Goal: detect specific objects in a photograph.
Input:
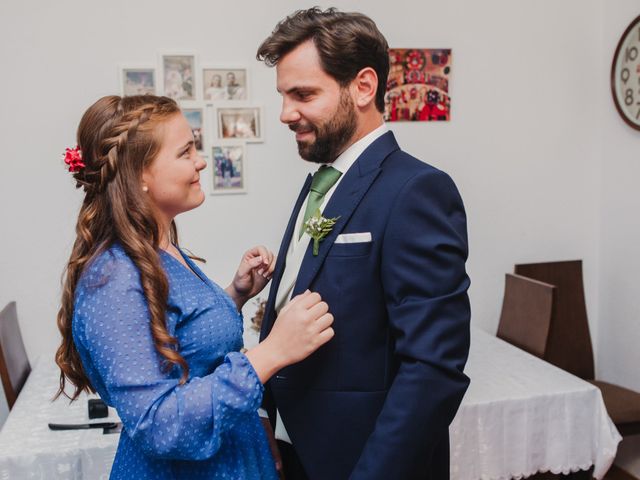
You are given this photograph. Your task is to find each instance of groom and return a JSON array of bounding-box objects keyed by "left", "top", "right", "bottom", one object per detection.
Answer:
[{"left": 257, "top": 8, "right": 471, "bottom": 480}]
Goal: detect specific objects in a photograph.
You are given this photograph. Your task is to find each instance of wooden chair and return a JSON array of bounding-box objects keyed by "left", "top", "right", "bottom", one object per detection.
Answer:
[
  {"left": 0, "top": 302, "right": 31, "bottom": 409},
  {"left": 497, "top": 273, "right": 556, "bottom": 358},
  {"left": 514, "top": 261, "right": 640, "bottom": 437}
]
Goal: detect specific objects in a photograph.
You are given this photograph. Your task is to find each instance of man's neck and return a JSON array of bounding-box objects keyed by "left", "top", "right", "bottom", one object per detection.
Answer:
[{"left": 339, "top": 113, "right": 384, "bottom": 158}]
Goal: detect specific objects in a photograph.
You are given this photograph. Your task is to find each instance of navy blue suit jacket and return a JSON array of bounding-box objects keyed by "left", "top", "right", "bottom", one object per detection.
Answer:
[{"left": 260, "top": 131, "right": 470, "bottom": 480}]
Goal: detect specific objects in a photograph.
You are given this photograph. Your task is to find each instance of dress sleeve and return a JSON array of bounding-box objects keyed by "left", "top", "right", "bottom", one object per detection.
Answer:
[{"left": 73, "top": 253, "right": 263, "bottom": 461}]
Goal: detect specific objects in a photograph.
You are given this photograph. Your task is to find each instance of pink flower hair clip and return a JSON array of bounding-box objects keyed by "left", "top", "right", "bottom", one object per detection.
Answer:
[{"left": 63, "top": 145, "right": 85, "bottom": 173}]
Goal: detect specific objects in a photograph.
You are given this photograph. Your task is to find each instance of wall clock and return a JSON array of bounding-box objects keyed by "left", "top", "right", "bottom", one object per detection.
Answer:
[{"left": 612, "top": 15, "right": 640, "bottom": 130}]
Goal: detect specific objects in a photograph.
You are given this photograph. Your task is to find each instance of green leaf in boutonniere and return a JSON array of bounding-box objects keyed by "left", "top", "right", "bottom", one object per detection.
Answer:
[{"left": 304, "top": 209, "right": 340, "bottom": 256}]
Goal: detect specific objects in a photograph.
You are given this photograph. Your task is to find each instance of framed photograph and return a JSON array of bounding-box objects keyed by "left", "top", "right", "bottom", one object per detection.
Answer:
[
  {"left": 216, "top": 106, "right": 262, "bottom": 142},
  {"left": 160, "top": 53, "right": 197, "bottom": 101},
  {"left": 202, "top": 67, "right": 248, "bottom": 101},
  {"left": 384, "top": 48, "right": 452, "bottom": 122},
  {"left": 120, "top": 67, "right": 156, "bottom": 96},
  {"left": 211, "top": 143, "right": 246, "bottom": 194},
  {"left": 182, "top": 107, "right": 205, "bottom": 152}
]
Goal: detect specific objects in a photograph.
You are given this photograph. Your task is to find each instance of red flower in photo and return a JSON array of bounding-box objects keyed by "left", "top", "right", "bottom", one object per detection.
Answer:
[{"left": 63, "top": 146, "right": 85, "bottom": 173}]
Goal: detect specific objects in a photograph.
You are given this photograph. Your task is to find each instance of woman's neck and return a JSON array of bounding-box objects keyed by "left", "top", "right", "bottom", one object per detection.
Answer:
[{"left": 157, "top": 217, "right": 174, "bottom": 251}]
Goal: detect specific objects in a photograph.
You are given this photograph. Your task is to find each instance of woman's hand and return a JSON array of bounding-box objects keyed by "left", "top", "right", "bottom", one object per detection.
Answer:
[
  {"left": 245, "top": 291, "right": 335, "bottom": 383},
  {"left": 225, "top": 246, "right": 276, "bottom": 310},
  {"left": 259, "top": 417, "right": 284, "bottom": 478}
]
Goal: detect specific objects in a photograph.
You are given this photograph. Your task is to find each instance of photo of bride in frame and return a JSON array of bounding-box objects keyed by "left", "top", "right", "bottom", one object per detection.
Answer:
[{"left": 160, "top": 53, "right": 198, "bottom": 101}]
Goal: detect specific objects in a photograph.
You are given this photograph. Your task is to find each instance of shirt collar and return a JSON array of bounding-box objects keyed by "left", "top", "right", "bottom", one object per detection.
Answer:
[{"left": 326, "top": 123, "right": 389, "bottom": 174}]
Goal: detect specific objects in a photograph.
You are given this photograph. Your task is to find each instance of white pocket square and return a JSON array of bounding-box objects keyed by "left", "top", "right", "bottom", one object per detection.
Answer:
[{"left": 334, "top": 232, "right": 372, "bottom": 244}]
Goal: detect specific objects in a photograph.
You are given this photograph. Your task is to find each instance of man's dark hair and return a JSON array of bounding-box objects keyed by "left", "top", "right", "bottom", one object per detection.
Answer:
[{"left": 257, "top": 7, "right": 390, "bottom": 113}]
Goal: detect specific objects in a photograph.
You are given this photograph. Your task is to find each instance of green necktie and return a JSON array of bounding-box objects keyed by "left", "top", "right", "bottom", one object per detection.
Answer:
[{"left": 299, "top": 165, "right": 342, "bottom": 239}]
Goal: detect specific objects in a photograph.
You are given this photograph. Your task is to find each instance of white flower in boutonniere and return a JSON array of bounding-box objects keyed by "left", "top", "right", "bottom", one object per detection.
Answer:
[{"left": 304, "top": 209, "right": 340, "bottom": 256}]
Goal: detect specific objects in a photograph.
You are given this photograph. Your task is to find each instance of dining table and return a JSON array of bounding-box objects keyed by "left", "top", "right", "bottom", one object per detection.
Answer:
[
  {"left": 0, "top": 328, "right": 622, "bottom": 479},
  {"left": 450, "top": 328, "right": 621, "bottom": 480},
  {"left": 0, "top": 357, "right": 120, "bottom": 479}
]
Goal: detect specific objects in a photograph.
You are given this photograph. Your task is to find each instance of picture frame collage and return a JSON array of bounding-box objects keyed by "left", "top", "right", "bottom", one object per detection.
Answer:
[{"left": 120, "top": 53, "right": 262, "bottom": 195}]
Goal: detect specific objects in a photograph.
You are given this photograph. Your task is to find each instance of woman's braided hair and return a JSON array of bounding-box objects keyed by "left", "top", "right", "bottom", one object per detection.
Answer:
[{"left": 55, "top": 95, "right": 190, "bottom": 400}]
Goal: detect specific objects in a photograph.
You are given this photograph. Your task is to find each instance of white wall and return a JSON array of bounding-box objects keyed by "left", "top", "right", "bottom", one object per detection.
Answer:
[
  {"left": 600, "top": 1, "right": 640, "bottom": 474},
  {"left": 0, "top": 0, "right": 609, "bottom": 436}
]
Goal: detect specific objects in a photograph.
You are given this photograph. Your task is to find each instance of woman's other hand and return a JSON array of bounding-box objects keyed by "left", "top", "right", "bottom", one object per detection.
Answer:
[{"left": 225, "top": 246, "right": 276, "bottom": 310}]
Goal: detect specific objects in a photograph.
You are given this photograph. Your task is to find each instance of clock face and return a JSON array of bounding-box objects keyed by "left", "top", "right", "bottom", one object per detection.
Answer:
[{"left": 612, "top": 15, "right": 640, "bottom": 130}]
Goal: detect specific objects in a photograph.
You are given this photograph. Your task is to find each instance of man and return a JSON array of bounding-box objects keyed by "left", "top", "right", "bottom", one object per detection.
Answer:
[
  {"left": 225, "top": 71, "right": 245, "bottom": 100},
  {"left": 257, "top": 8, "right": 470, "bottom": 479}
]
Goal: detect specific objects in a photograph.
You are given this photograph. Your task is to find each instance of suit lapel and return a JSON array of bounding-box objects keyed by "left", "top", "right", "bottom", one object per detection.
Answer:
[
  {"left": 261, "top": 174, "right": 312, "bottom": 340},
  {"left": 292, "top": 131, "right": 400, "bottom": 296}
]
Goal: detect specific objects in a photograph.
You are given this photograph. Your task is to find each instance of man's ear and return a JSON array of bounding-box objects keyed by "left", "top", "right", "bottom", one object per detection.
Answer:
[{"left": 352, "top": 67, "right": 379, "bottom": 109}]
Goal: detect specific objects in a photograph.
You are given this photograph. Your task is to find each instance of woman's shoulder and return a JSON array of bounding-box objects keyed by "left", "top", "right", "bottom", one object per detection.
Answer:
[{"left": 79, "top": 243, "right": 141, "bottom": 292}]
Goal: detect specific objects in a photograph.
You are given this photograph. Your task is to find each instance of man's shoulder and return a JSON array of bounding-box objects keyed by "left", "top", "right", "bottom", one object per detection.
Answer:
[
  {"left": 382, "top": 147, "right": 450, "bottom": 183},
  {"left": 373, "top": 147, "right": 464, "bottom": 210}
]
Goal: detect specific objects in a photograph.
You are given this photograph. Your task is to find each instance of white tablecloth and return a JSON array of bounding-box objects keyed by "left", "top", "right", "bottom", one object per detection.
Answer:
[
  {"left": 0, "top": 358, "right": 119, "bottom": 479},
  {"left": 451, "top": 329, "right": 622, "bottom": 480},
  {"left": 0, "top": 331, "right": 622, "bottom": 480}
]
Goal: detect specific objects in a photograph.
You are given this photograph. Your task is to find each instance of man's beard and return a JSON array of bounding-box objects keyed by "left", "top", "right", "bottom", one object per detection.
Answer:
[{"left": 290, "top": 89, "right": 357, "bottom": 164}]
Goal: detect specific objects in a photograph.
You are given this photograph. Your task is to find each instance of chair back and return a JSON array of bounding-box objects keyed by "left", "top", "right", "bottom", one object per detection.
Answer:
[
  {"left": 514, "top": 260, "right": 595, "bottom": 380},
  {"left": 497, "top": 273, "right": 556, "bottom": 358},
  {"left": 0, "top": 302, "right": 31, "bottom": 409}
]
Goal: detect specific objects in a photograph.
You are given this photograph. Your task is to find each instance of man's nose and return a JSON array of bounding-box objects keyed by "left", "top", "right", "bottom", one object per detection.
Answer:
[{"left": 280, "top": 98, "right": 301, "bottom": 124}]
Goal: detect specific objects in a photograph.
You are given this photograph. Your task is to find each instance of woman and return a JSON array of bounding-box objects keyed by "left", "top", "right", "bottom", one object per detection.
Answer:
[
  {"left": 204, "top": 74, "right": 227, "bottom": 101},
  {"left": 55, "top": 95, "right": 334, "bottom": 479}
]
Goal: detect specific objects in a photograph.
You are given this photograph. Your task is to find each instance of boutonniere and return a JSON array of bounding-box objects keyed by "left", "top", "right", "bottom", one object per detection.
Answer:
[{"left": 304, "top": 209, "right": 340, "bottom": 256}]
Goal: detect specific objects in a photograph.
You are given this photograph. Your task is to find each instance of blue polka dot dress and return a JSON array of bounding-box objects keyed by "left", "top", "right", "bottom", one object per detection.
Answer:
[{"left": 72, "top": 244, "right": 278, "bottom": 480}]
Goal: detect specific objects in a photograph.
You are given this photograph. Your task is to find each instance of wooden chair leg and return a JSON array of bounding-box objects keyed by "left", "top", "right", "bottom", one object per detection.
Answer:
[{"left": 604, "top": 465, "right": 639, "bottom": 480}]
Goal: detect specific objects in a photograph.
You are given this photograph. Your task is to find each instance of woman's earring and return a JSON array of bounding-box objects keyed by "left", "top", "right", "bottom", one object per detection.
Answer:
[{"left": 142, "top": 185, "right": 148, "bottom": 193}]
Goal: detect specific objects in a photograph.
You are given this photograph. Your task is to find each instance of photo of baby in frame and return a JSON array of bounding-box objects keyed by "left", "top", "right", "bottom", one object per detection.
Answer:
[
  {"left": 121, "top": 68, "right": 156, "bottom": 96},
  {"left": 211, "top": 144, "right": 246, "bottom": 194},
  {"left": 182, "top": 108, "right": 204, "bottom": 152},
  {"left": 217, "top": 107, "right": 261, "bottom": 142},
  {"left": 203, "top": 68, "right": 248, "bottom": 101},
  {"left": 162, "top": 54, "right": 196, "bottom": 101}
]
